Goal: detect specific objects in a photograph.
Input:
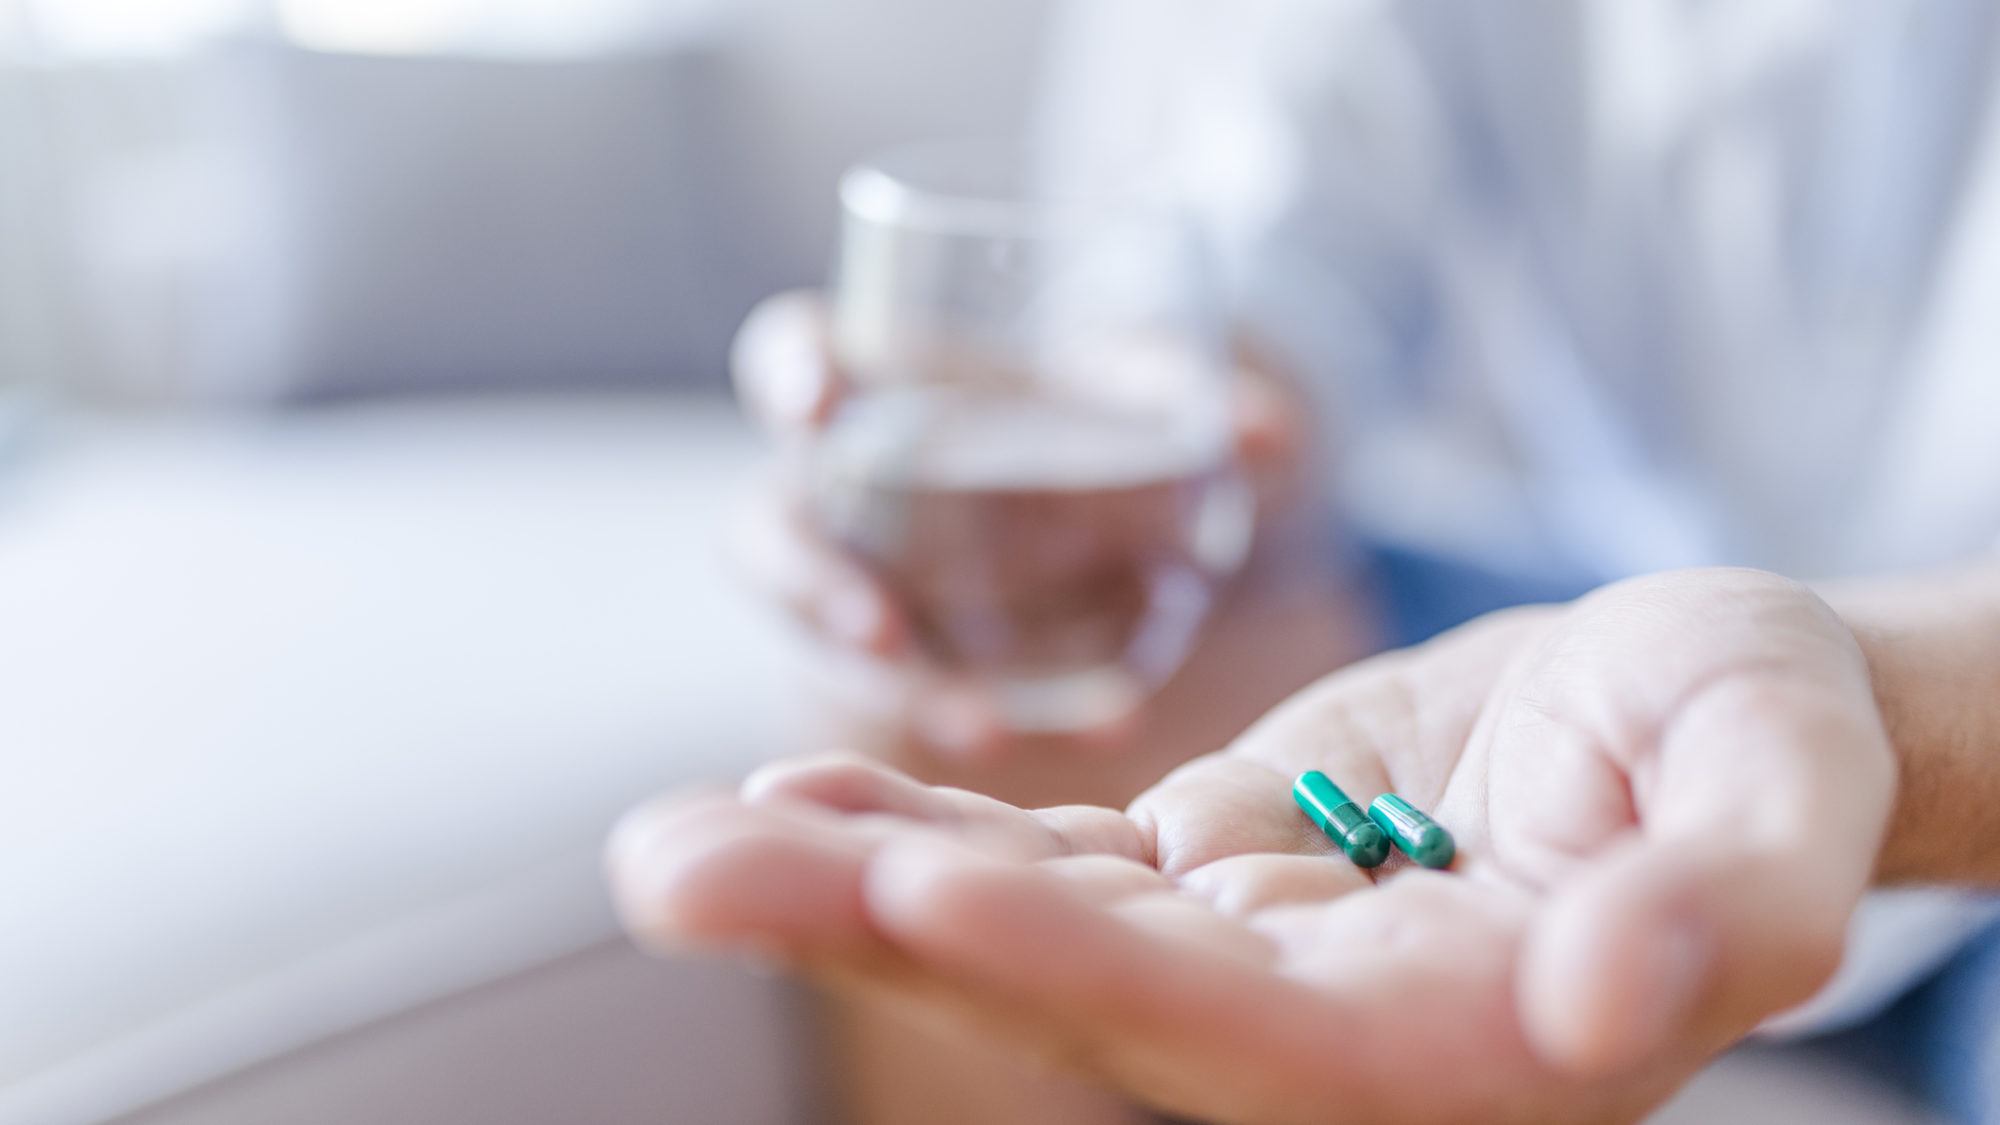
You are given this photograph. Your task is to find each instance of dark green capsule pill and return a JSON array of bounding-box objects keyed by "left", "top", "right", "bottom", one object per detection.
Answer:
[
  {"left": 1368, "top": 793, "right": 1455, "bottom": 868},
  {"left": 1293, "top": 771, "right": 1390, "bottom": 868}
]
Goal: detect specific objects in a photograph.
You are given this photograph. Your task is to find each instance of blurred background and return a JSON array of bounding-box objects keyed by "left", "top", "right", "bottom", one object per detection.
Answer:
[
  {"left": 0, "top": 1, "right": 1054, "bottom": 1122},
  {"left": 0, "top": 0, "right": 1056, "bottom": 406},
  {"left": 0, "top": 1, "right": 1970, "bottom": 1123}
]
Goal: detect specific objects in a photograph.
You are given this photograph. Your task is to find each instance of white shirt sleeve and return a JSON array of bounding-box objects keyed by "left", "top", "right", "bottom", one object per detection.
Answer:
[{"left": 1762, "top": 889, "right": 2000, "bottom": 1036}]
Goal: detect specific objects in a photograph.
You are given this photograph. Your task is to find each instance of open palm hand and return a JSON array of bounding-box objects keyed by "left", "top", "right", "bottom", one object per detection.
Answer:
[{"left": 611, "top": 569, "right": 1893, "bottom": 1124}]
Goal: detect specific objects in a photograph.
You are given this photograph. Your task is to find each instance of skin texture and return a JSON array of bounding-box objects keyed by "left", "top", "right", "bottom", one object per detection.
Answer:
[
  {"left": 609, "top": 567, "right": 1917, "bottom": 1125},
  {"left": 1829, "top": 566, "right": 2000, "bottom": 883}
]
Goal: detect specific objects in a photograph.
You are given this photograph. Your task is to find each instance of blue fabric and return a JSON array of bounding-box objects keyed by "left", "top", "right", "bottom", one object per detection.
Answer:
[
  {"left": 1363, "top": 543, "right": 1598, "bottom": 646},
  {"left": 1823, "top": 919, "right": 2000, "bottom": 1122}
]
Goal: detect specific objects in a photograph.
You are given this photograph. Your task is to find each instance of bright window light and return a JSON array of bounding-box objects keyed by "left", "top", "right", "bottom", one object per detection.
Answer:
[
  {"left": 277, "top": 0, "right": 732, "bottom": 58},
  {"left": 10, "top": 0, "right": 257, "bottom": 58},
  {"left": 1, "top": 0, "right": 732, "bottom": 60},
  {"left": 274, "top": 0, "right": 480, "bottom": 56}
]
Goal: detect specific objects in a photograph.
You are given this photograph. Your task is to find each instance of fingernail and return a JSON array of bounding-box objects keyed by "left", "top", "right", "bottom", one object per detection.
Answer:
[
  {"left": 916, "top": 691, "right": 992, "bottom": 758},
  {"left": 1077, "top": 706, "right": 1141, "bottom": 754},
  {"left": 606, "top": 807, "right": 665, "bottom": 874},
  {"left": 607, "top": 847, "right": 700, "bottom": 955},
  {"left": 602, "top": 803, "right": 729, "bottom": 955},
  {"left": 763, "top": 339, "right": 828, "bottom": 428},
  {"left": 823, "top": 585, "right": 884, "bottom": 649}
]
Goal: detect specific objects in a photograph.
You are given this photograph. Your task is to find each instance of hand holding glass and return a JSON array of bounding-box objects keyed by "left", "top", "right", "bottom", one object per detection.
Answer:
[{"left": 806, "top": 142, "right": 1252, "bottom": 733}]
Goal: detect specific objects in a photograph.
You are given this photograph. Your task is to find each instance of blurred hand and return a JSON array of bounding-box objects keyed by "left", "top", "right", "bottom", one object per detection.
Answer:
[
  {"left": 612, "top": 568, "right": 1894, "bottom": 1124},
  {"left": 728, "top": 290, "right": 1365, "bottom": 798}
]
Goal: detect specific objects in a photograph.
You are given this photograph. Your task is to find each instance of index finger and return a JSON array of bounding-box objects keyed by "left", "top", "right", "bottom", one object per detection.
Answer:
[{"left": 731, "top": 290, "right": 847, "bottom": 436}]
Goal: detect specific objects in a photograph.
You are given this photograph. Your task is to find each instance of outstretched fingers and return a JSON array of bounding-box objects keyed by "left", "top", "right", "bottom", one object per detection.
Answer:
[
  {"left": 610, "top": 756, "right": 1158, "bottom": 970},
  {"left": 606, "top": 792, "right": 879, "bottom": 960},
  {"left": 746, "top": 752, "right": 1153, "bottom": 862},
  {"left": 860, "top": 835, "right": 1360, "bottom": 1123}
]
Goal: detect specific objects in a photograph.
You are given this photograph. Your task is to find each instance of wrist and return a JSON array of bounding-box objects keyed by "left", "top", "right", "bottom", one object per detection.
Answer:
[{"left": 1826, "top": 565, "right": 2000, "bottom": 884}]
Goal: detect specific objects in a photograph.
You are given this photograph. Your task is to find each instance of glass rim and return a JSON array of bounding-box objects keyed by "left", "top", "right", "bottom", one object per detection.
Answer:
[{"left": 838, "top": 137, "right": 1165, "bottom": 238}]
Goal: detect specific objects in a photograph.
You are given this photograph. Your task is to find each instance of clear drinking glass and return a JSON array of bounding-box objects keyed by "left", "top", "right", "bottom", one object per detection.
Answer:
[{"left": 809, "top": 140, "right": 1252, "bottom": 732}]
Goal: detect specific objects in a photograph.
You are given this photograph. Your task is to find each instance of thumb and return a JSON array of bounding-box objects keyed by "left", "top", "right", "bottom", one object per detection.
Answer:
[
  {"left": 1516, "top": 840, "right": 1852, "bottom": 1075},
  {"left": 731, "top": 290, "right": 845, "bottom": 436},
  {"left": 1228, "top": 366, "right": 1309, "bottom": 519},
  {"left": 1516, "top": 671, "right": 1895, "bottom": 1075}
]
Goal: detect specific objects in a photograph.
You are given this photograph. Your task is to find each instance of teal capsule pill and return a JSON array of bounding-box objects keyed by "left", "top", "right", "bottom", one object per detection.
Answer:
[
  {"left": 1293, "top": 771, "right": 1390, "bottom": 868},
  {"left": 1368, "top": 793, "right": 1455, "bottom": 868}
]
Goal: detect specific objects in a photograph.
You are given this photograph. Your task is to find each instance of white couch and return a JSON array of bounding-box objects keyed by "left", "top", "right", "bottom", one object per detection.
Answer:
[{"left": 0, "top": 395, "right": 805, "bottom": 1124}]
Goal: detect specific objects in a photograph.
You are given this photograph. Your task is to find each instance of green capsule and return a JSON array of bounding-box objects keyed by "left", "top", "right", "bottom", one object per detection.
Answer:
[
  {"left": 1368, "top": 793, "right": 1456, "bottom": 868},
  {"left": 1292, "top": 771, "right": 1390, "bottom": 868}
]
